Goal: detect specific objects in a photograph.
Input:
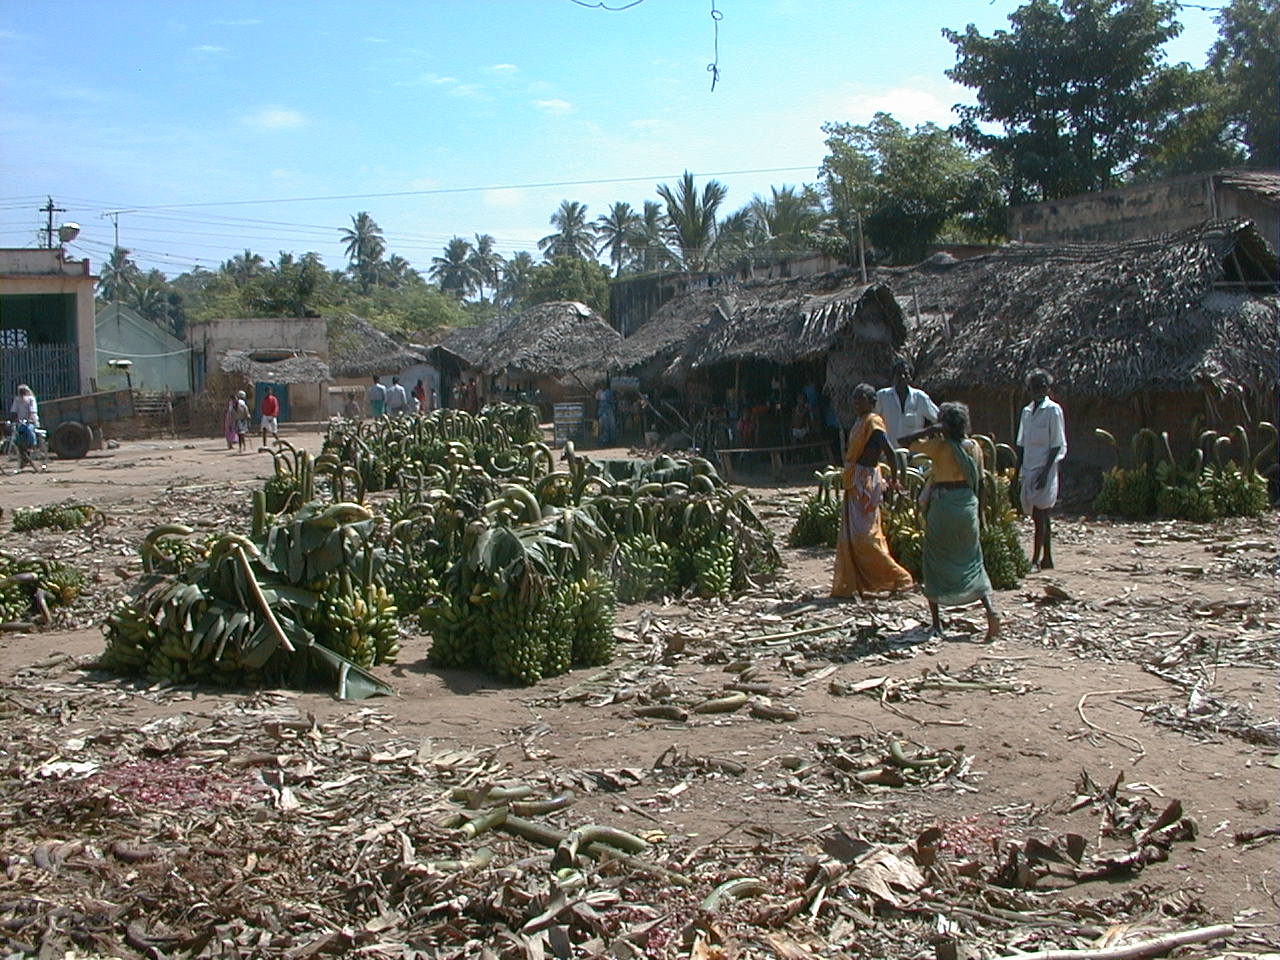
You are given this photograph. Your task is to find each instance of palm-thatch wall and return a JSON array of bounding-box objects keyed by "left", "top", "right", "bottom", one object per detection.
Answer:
[
  {"left": 885, "top": 219, "right": 1278, "bottom": 487},
  {"left": 432, "top": 301, "right": 622, "bottom": 403}
]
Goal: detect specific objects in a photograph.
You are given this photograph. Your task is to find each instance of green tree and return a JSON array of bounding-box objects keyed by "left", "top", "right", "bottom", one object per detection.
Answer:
[
  {"left": 379, "top": 254, "right": 420, "bottom": 289},
  {"left": 1209, "top": 0, "right": 1279, "bottom": 166},
  {"left": 526, "top": 255, "right": 610, "bottom": 315},
  {"left": 341, "top": 211, "right": 386, "bottom": 292},
  {"left": 596, "top": 202, "right": 640, "bottom": 277},
  {"left": 222, "top": 249, "right": 266, "bottom": 285},
  {"left": 1132, "top": 65, "right": 1247, "bottom": 178},
  {"left": 539, "top": 200, "right": 598, "bottom": 260},
  {"left": 98, "top": 246, "right": 140, "bottom": 302},
  {"left": 257, "top": 251, "right": 330, "bottom": 317},
  {"left": 467, "top": 234, "right": 505, "bottom": 300},
  {"left": 626, "top": 200, "right": 672, "bottom": 274},
  {"left": 497, "top": 251, "right": 537, "bottom": 310},
  {"left": 730, "top": 185, "right": 826, "bottom": 261},
  {"left": 430, "top": 236, "right": 481, "bottom": 298},
  {"left": 656, "top": 171, "right": 728, "bottom": 271},
  {"left": 820, "top": 113, "right": 1001, "bottom": 264},
  {"left": 945, "top": 0, "right": 1191, "bottom": 200}
]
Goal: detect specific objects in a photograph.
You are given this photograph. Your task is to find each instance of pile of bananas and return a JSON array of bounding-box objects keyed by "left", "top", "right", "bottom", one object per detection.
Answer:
[
  {"left": 882, "top": 495, "right": 924, "bottom": 579},
  {"left": 978, "top": 515, "right": 1030, "bottom": 589},
  {"left": 615, "top": 533, "right": 676, "bottom": 602},
  {"left": 567, "top": 570, "right": 616, "bottom": 667},
  {"left": 100, "top": 506, "right": 397, "bottom": 696},
  {"left": 0, "top": 552, "right": 85, "bottom": 621},
  {"left": 11, "top": 501, "right": 98, "bottom": 532},
  {"left": 682, "top": 529, "right": 736, "bottom": 598},
  {"left": 787, "top": 493, "right": 840, "bottom": 548}
]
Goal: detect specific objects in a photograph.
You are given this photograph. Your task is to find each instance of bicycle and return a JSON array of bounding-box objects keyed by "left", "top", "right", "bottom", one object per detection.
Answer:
[{"left": 1, "top": 421, "right": 49, "bottom": 474}]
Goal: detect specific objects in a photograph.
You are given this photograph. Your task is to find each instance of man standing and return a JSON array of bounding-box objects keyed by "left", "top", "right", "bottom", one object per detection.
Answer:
[
  {"left": 875, "top": 358, "right": 938, "bottom": 448},
  {"left": 385, "top": 376, "right": 409, "bottom": 417},
  {"left": 260, "top": 386, "right": 280, "bottom": 447},
  {"left": 367, "top": 377, "right": 386, "bottom": 418},
  {"left": 1016, "top": 369, "right": 1067, "bottom": 571}
]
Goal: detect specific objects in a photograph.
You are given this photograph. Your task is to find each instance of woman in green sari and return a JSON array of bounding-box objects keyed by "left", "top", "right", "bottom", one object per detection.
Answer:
[{"left": 901, "top": 402, "right": 1001, "bottom": 641}]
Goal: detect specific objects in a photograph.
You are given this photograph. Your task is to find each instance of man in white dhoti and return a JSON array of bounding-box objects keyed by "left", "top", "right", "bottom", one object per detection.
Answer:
[{"left": 1016, "top": 369, "right": 1066, "bottom": 570}]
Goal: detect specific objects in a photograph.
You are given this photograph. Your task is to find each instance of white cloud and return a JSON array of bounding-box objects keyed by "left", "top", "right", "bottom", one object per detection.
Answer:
[
  {"left": 450, "top": 83, "right": 484, "bottom": 100},
  {"left": 192, "top": 44, "right": 228, "bottom": 55},
  {"left": 409, "top": 177, "right": 440, "bottom": 190},
  {"left": 210, "top": 18, "right": 260, "bottom": 26},
  {"left": 532, "top": 98, "right": 573, "bottom": 115},
  {"left": 483, "top": 188, "right": 526, "bottom": 209},
  {"left": 832, "top": 77, "right": 960, "bottom": 128},
  {"left": 488, "top": 63, "right": 518, "bottom": 74},
  {"left": 363, "top": 36, "right": 389, "bottom": 43},
  {"left": 243, "top": 107, "right": 306, "bottom": 129}
]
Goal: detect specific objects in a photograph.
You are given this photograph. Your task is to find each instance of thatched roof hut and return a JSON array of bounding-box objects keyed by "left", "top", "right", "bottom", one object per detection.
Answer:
[
  {"left": 327, "top": 314, "right": 427, "bottom": 379},
  {"left": 219, "top": 349, "right": 330, "bottom": 384},
  {"left": 894, "top": 219, "right": 1277, "bottom": 400},
  {"left": 433, "top": 301, "right": 621, "bottom": 388},
  {"left": 615, "top": 275, "right": 906, "bottom": 383}
]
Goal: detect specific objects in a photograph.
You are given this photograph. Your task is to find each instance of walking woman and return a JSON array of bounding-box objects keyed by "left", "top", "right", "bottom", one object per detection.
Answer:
[
  {"left": 831, "top": 383, "right": 914, "bottom": 598},
  {"left": 901, "top": 402, "right": 1001, "bottom": 640}
]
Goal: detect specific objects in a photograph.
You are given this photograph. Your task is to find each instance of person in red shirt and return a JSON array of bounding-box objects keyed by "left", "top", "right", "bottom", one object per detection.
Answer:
[{"left": 260, "top": 386, "right": 280, "bottom": 446}]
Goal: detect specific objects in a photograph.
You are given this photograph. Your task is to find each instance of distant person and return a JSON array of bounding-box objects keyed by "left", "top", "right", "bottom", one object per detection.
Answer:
[
  {"left": 902, "top": 402, "right": 1001, "bottom": 641},
  {"left": 385, "top": 376, "right": 409, "bottom": 416},
  {"left": 595, "top": 381, "right": 617, "bottom": 447},
  {"left": 343, "top": 392, "right": 361, "bottom": 419},
  {"left": 259, "top": 386, "right": 280, "bottom": 446},
  {"left": 232, "top": 390, "right": 251, "bottom": 453},
  {"left": 367, "top": 377, "right": 386, "bottom": 417},
  {"left": 9, "top": 384, "right": 42, "bottom": 472},
  {"left": 790, "top": 394, "right": 814, "bottom": 443},
  {"left": 1017, "top": 368, "right": 1067, "bottom": 571},
  {"left": 875, "top": 358, "right": 939, "bottom": 448},
  {"left": 463, "top": 377, "right": 480, "bottom": 415},
  {"left": 412, "top": 378, "right": 428, "bottom": 414},
  {"left": 223, "top": 393, "right": 239, "bottom": 449}
]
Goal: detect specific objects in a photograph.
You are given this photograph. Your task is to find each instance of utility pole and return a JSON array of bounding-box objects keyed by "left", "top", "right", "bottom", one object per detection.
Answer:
[{"left": 40, "top": 196, "right": 66, "bottom": 249}]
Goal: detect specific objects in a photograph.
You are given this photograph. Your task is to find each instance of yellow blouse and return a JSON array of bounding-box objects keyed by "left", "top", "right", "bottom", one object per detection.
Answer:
[{"left": 909, "top": 436, "right": 983, "bottom": 483}]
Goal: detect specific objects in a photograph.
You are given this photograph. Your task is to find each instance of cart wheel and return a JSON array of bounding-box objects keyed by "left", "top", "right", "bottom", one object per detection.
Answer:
[{"left": 52, "top": 421, "right": 93, "bottom": 460}]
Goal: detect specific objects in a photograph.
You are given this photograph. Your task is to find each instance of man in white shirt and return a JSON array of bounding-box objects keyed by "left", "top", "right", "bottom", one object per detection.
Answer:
[
  {"left": 366, "top": 377, "right": 386, "bottom": 417},
  {"left": 1016, "top": 368, "right": 1067, "bottom": 570},
  {"left": 875, "top": 358, "right": 939, "bottom": 448},
  {"left": 385, "top": 376, "right": 409, "bottom": 416}
]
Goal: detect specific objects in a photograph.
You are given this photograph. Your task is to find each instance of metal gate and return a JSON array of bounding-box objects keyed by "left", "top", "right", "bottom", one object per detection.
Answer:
[{"left": 0, "top": 345, "right": 81, "bottom": 404}]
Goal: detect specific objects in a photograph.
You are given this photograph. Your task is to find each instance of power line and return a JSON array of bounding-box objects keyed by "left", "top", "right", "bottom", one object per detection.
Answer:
[{"left": 116, "top": 165, "right": 818, "bottom": 211}]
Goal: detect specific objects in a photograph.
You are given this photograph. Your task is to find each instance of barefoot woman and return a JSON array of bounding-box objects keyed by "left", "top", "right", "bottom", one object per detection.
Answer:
[
  {"left": 901, "top": 402, "right": 1001, "bottom": 640},
  {"left": 832, "top": 384, "right": 914, "bottom": 598}
]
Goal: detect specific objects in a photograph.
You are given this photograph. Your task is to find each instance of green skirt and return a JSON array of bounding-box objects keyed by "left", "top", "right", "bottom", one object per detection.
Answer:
[{"left": 922, "top": 486, "right": 992, "bottom": 606}]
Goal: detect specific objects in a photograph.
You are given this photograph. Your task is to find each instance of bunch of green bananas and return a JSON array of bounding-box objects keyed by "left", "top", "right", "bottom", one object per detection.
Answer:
[
  {"left": 569, "top": 571, "right": 615, "bottom": 667},
  {"left": 681, "top": 529, "right": 735, "bottom": 599},
  {"left": 263, "top": 472, "right": 301, "bottom": 514},
  {"left": 883, "top": 498, "right": 924, "bottom": 580},
  {"left": 1096, "top": 464, "right": 1159, "bottom": 518},
  {"left": 787, "top": 493, "right": 839, "bottom": 548},
  {"left": 615, "top": 533, "right": 676, "bottom": 602},
  {"left": 978, "top": 515, "right": 1030, "bottom": 590},
  {"left": 305, "top": 583, "right": 400, "bottom": 668},
  {"left": 1207, "top": 467, "right": 1268, "bottom": 518},
  {"left": 11, "top": 502, "right": 98, "bottom": 532},
  {"left": 0, "top": 553, "right": 86, "bottom": 617}
]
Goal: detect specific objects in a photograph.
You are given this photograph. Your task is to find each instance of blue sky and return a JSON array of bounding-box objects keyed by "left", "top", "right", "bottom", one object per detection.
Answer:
[{"left": 0, "top": 1, "right": 1221, "bottom": 278}]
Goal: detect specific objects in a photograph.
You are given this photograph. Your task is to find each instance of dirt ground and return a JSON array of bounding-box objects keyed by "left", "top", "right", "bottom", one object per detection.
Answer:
[{"left": 2, "top": 431, "right": 1277, "bottom": 956}]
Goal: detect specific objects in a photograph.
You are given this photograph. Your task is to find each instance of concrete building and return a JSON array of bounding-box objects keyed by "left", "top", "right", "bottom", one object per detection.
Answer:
[
  {"left": 96, "top": 303, "right": 192, "bottom": 393},
  {"left": 0, "top": 248, "right": 97, "bottom": 400},
  {"left": 187, "top": 316, "right": 330, "bottom": 422},
  {"left": 1008, "top": 169, "right": 1280, "bottom": 252}
]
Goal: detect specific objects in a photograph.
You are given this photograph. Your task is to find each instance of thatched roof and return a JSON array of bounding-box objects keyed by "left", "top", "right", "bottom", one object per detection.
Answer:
[
  {"left": 327, "top": 314, "right": 427, "bottom": 379},
  {"left": 1219, "top": 170, "right": 1280, "bottom": 205},
  {"left": 219, "top": 349, "right": 331, "bottom": 384},
  {"left": 894, "top": 219, "right": 1278, "bottom": 398},
  {"left": 432, "top": 301, "right": 621, "bottom": 383},
  {"left": 613, "top": 274, "right": 907, "bottom": 379}
]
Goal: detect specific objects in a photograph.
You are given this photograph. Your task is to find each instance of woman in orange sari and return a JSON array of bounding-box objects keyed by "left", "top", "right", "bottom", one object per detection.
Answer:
[{"left": 832, "top": 383, "right": 915, "bottom": 598}]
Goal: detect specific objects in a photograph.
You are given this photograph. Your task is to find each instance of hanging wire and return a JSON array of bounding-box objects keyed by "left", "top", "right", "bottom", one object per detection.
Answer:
[
  {"left": 568, "top": 0, "right": 646, "bottom": 9},
  {"left": 707, "top": 1, "right": 722, "bottom": 91}
]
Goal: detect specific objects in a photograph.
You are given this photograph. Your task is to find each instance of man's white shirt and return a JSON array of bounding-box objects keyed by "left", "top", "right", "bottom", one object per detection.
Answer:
[{"left": 875, "top": 385, "right": 939, "bottom": 447}]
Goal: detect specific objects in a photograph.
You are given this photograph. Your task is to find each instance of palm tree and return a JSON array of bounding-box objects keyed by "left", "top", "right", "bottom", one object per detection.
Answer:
[
  {"left": 340, "top": 211, "right": 386, "bottom": 291},
  {"left": 381, "top": 254, "right": 419, "bottom": 289},
  {"left": 497, "top": 251, "right": 536, "bottom": 309},
  {"left": 223, "top": 248, "right": 266, "bottom": 285},
  {"left": 748, "top": 185, "right": 825, "bottom": 253},
  {"left": 430, "top": 236, "right": 481, "bottom": 298},
  {"left": 538, "top": 200, "right": 597, "bottom": 260},
  {"left": 655, "top": 172, "right": 728, "bottom": 272},
  {"left": 626, "top": 200, "right": 672, "bottom": 274},
  {"left": 467, "top": 234, "right": 505, "bottom": 300},
  {"left": 595, "top": 202, "right": 640, "bottom": 277},
  {"left": 98, "top": 246, "right": 140, "bottom": 302}
]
